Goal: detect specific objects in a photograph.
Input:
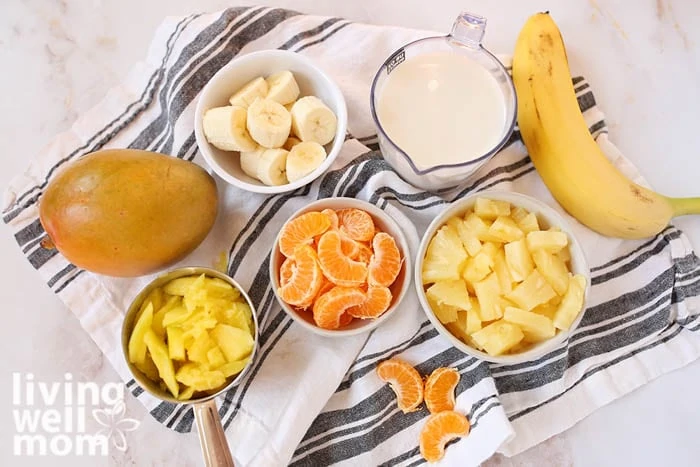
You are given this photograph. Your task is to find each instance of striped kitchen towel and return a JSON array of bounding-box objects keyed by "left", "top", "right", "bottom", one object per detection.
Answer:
[{"left": 4, "top": 7, "right": 700, "bottom": 467}]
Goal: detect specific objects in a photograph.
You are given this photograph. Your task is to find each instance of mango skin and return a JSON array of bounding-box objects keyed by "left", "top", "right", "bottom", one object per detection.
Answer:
[{"left": 39, "top": 149, "right": 218, "bottom": 277}]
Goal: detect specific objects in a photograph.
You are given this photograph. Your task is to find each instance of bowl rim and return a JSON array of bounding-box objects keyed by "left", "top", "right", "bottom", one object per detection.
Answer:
[
  {"left": 121, "top": 266, "right": 259, "bottom": 404},
  {"left": 194, "top": 49, "right": 348, "bottom": 195},
  {"left": 414, "top": 190, "right": 591, "bottom": 364},
  {"left": 269, "top": 197, "right": 413, "bottom": 337}
]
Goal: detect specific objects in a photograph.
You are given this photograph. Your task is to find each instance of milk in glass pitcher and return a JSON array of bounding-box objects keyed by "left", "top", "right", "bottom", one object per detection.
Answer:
[{"left": 370, "top": 12, "right": 517, "bottom": 191}]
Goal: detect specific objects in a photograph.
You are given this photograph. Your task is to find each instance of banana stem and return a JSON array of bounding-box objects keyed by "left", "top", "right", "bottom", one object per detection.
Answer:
[{"left": 667, "top": 197, "right": 700, "bottom": 217}]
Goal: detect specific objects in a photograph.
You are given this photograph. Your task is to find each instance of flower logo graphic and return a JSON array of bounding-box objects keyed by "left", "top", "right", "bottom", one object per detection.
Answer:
[{"left": 92, "top": 400, "right": 140, "bottom": 452}]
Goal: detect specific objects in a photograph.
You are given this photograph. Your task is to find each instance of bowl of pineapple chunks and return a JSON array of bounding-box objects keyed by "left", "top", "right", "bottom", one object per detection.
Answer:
[
  {"left": 416, "top": 191, "right": 590, "bottom": 363},
  {"left": 122, "top": 267, "right": 258, "bottom": 402}
]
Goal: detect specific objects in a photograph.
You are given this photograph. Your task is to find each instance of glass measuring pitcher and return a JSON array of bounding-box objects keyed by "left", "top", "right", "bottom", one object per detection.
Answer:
[{"left": 370, "top": 12, "right": 517, "bottom": 191}]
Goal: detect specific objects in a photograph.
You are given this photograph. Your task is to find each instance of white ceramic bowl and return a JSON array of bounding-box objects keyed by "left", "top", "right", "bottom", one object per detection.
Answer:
[
  {"left": 270, "top": 198, "right": 412, "bottom": 337},
  {"left": 415, "top": 191, "right": 590, "bottom": 364},
  {"left": 195, "top": 50, "right": 348, "bottom": 194}
]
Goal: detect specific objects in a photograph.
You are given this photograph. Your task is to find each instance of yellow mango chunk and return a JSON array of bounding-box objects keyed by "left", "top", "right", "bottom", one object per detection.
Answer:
[
  {"left": 166, "top": 326, "right": 186, "bottom": 361},
  {"left": 211, "top": 324, "right": 254, "bottom": 362},
  {"left": 128, "top": 302, "right": 153, "bottom": 366},
  {"left": 143, "top": 330, "right": 179, "bottom": 398}
]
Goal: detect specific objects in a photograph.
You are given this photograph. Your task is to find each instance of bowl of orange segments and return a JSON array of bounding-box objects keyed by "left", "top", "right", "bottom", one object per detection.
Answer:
[{"left": 269, "top": 198, "right": 411, "bottom": 336}]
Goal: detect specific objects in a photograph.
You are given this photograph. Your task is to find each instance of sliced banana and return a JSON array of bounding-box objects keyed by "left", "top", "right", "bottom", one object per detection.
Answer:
[
  {"left": 228, "top": 77, "right": 268, "bottom": 109},
  {"left": 290, "top": 96, "right": 337, "bottom": 146},
  {"left": 202, "top": 106, "right": 257, "bottom": 152},
  {"left": 257, "top": 148, "right": 289, "bottom": 186},
  {"left": 240, "top": 146, "right": 265, "bottom": 180},
  {"left": 265, "top": 70, "right": 300, "bottom": 106},
  {"left": 246, "top": 98, "right": 292, "bottom": 149},
  {"left": 283, "top": 136, "right": 302, "bottom": 151},
  {"left": 284, "top": 102, "right": 295, "bottom": 112},
  {"left": 286, "top": 142, "right": 326, "bottom": 182}
]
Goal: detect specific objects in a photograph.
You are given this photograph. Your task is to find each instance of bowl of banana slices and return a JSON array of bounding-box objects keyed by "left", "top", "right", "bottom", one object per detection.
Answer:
[{"left": 195, "top": 50, "right": 348, "bottom": 194}]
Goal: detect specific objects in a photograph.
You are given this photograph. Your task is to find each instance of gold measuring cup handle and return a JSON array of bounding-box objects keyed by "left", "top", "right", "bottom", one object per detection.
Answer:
[{"left": 194, "top": 399, "right": 235, "bottom": 467}]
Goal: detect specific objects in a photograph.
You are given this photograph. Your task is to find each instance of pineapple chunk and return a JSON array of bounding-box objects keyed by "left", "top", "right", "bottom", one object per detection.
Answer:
[
  {"left": 517, "top": 213, "right": 540, "bottom": 234},
  {"left": 431, "top": 301, "right": 459, "bottom": 324},
  {"left": 556, "top": 246, "right": 572, "bottom": 264},
  {"left": 510, "top": 206, "right": 529, "bottom": 223},
  {"left": 422, "top": 225, "right": 468, "bottom": 284},
  {"left": 445, "top": 310, "right": 469, "bottom": 340},
  {"left": 463, "top": 212, "right": 492, "bottom": 242},
  {"left": 447, "top": 217, "right": 482, "bottom": 256},
  {"left": 531, "top": 249, "right": 570, "bottom": 296},
  {"left": 504, "top": 239, "right": 534, "bottom": 282},
  {"left": 471, "top": 320, "right": 524, "bottom": 356},
  {"left": 493, "top": 250, "right": 514, "bottom": 294},
  {"left": 473, "top": 273, "right": 503, "bottom": 321},
  {"left": 446, "top": 319, "right": 480, "bottom": 349},
  {"left": 488, "top": 216, "right": 524, "bottom": 243},
  {"left": 466, "top": 303, "right": 482, "bottom": 334},
  {"left": 553, "top": 274, "right": 586, "bottom": 330},
  {"left": 526, "top": 230, "right": 568, "bottom": 253},
  {"left": 549, "top": 294, "right": 563, "bottom": 306},
  {"left": 532, "top": 302, "right": 558, "bottom": 320},
  {"left": 480, "top": 242, "right": 500, "bottom": 261},
  {"left": 462, "top": 252, "right": 493, "bottom": 285},
  {"left": 506, "top": 270, "right": 557, "bottom": 311},
  {"left": 474, "top": 198, "right": 511, "bottom": 219},
  {"left": 503, "top": 306, "right": 556, "bottom": 342},
  {"left": 506, "top": 341, "right": 533, "bottom": 354},
  {"left": 426, "top": 280, "right": 471, "bottom": 311}
]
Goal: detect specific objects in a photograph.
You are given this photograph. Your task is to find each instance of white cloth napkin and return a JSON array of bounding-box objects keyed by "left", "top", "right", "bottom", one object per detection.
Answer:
[{"left": 5, "top": 8, "right": 700, "bottom": 466}]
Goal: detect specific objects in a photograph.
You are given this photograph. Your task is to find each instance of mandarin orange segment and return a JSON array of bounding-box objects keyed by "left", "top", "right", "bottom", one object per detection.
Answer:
[
  {"left": 279, "top": 211, "right": 332, "bottom": 257},
  {"left": 279, "top": 257, "right": 295, "bottom": 287},
  {"left": 419, "top": 411, "right": 470, "bottom": 463},
  {"left": 340, "top": 233, "right": 362, "bottom": 258},
  {"left": 376, "top": 358, "right": 424, "bottom": 413},
  {"left": 321, "top": 208, "right": 339, "bottom": 229},
  {"left": 317, "top": 230, "right": 368, "bottom": 287},
  {"left": 312, "top": 286, "right": 366, "bottom": 329},
  {"left": 348, "top": 285, "right": 392, "bottom": 319},
  {"left": 277, "top": 245, "right": 323, "bottom": 308},
  {"left": 337, "top": 208, "right": 376, "bottom": 242},
  {"left": 355, "top": 243, "right": 373, "bottom": 265},
  {"left": 368, "top": 232, "right": 402, "bottom": 287},
  {"left": 339, "top": 311, "right": 354, "bottom": 327},
  {"left": 424, "top": 367, "right": 460, "bottom": 414}
]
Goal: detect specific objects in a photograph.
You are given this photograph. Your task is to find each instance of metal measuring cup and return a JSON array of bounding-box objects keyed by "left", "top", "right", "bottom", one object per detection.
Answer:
[{"left": 121, "top": 267, "right": 259, "bottom": 467}]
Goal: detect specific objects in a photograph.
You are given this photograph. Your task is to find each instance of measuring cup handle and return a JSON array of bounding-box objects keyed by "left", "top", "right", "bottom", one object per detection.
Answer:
[
  {"left": 449, "top": 11, "right": 487, "bottom": 48},
  {"left": 194, "top": 399, "right": 235, "bottom": 467}
]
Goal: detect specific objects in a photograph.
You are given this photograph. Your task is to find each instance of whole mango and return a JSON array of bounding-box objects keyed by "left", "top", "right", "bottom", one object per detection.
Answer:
[{"left": 39, "top": 149, "right": 218, "bottom": 277}]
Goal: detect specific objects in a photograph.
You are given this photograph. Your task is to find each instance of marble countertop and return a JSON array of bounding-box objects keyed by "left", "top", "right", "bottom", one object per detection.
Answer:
[{"left": 2, "top": 0, "right": 699, "bottom": 465}]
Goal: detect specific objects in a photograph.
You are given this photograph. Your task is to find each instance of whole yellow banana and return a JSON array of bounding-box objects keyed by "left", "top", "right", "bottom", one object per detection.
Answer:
[{"left": 512, "top": 12, "right": 700, "bottom": 239}]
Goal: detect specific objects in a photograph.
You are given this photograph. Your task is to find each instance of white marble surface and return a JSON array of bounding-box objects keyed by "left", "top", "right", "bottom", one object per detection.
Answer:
[{"left": 1, "top": 0, "right": 700, "bottom": 465}]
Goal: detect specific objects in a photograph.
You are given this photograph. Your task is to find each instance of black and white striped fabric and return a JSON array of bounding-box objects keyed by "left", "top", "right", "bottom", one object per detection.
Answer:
[{"left": 5, "top": 8, "right": 700, "bottom": 466}]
